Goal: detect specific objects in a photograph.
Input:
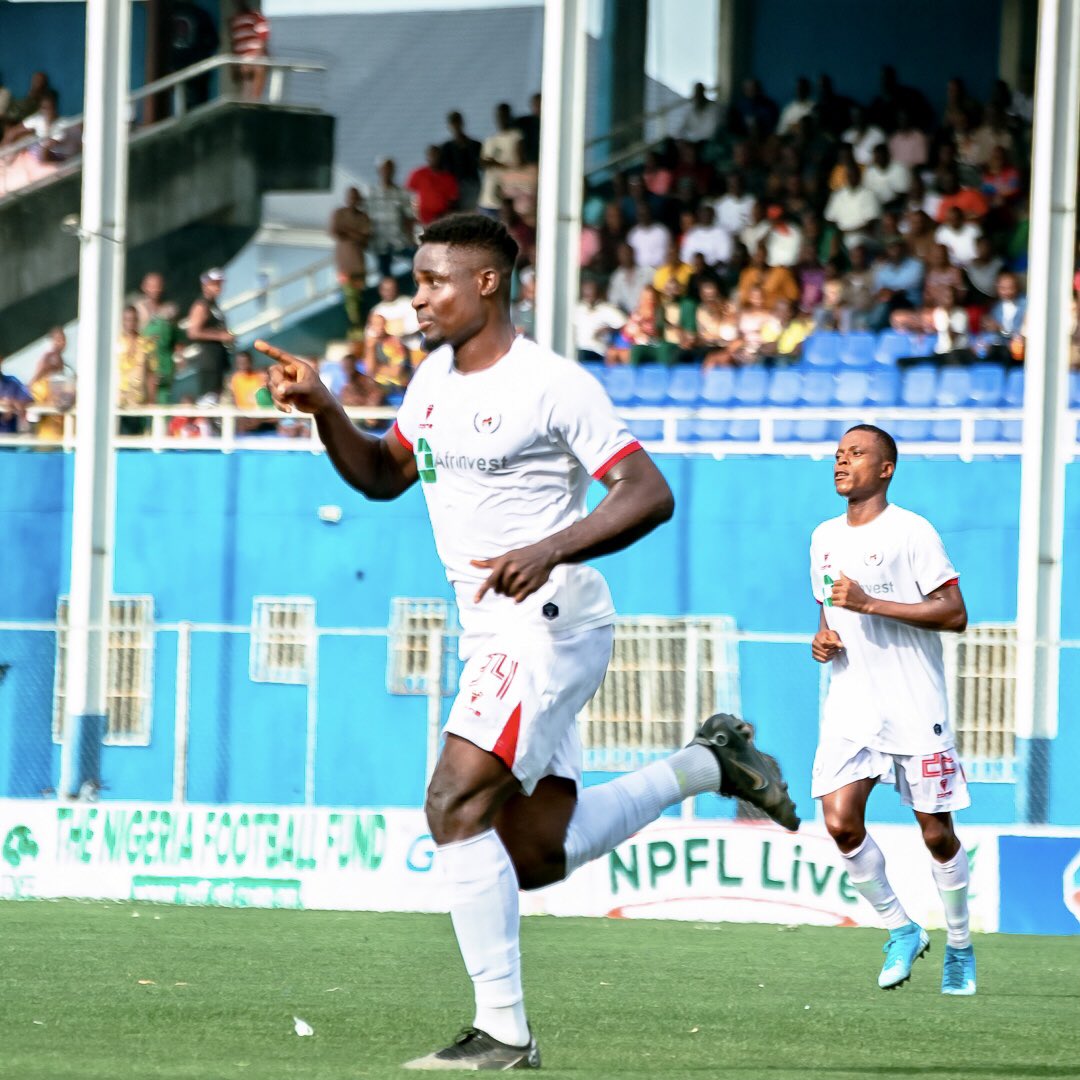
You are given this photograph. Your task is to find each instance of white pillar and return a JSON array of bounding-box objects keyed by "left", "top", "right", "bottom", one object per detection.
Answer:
[
  {"left": 534, "top": 0, "right": 587, "bottom": 359},
  {"left": 59, "top": 0, "right": 131, "bottom": 799},
  {"left": 1014, "top": 0, "right": 1080, "bottom": 821}
]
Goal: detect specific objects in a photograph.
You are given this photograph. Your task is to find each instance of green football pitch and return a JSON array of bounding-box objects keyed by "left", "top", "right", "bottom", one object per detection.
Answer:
[{"left": 1, "top": 903, "right": 1077, "bottom": 1080}]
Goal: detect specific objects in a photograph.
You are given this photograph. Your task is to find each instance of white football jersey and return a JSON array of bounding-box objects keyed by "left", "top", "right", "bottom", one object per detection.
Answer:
[
  {"left": 394, "top": 337, "right": 640, "bottom": 655},
  {"left": 809, "top": 503, "right": 959, "bottom": 755}
]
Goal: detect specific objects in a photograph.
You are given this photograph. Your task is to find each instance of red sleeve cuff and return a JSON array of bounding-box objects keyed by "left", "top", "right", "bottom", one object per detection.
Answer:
[
  {"left": 392, "top": 421, "right": 413, "bottom": 452},
  {"left": 591, "top": 441, "right": 642, "bottom": 480},
  {"left": 938, "top": 577, "right": 959, "bottom": 589}
]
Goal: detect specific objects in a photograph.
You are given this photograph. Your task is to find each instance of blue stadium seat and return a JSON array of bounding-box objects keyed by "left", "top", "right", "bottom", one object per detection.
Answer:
[
  {"left": 578, "top": 359, "right": 605, "bottom": 380},
  {"left": 767, "top": 368, "right": 801, "bottom": 406},
  {"left": 700, "top": 367, "right": 736, "bottom": 405},
  {"left": 626, "top": 417, "right": 664, "bottom": 442},
  {"left": 774, "top": 418, "right": 797, "bottom": 441},
  {"left": 1070, "top": 371, "right": 1080, "bottom": 408},
  {"left": 834, "top": 370, "right": 870, "bottom": 407},
  {"left": 867, "top": 369, "right": 901, "bottom": 406},
  {"left": 793, "top": 417, "right": 832, "bottom": 442},
  {"left": 605, "top": 366, "right": 636, "bottom": 407},
  {"left": 875, "top": 331, "right": 915, "bottom": 367},
  {"left": 384, "top": 388, "right": 406, "bottom": 407},
  {"left": 733, "top": 366, "right": 768, "bottom": 405},
  {"left": 893, "top": 417, "right": 931, "bottom": 441},
  {"left": 930, "top": 419, "right": 962, "bottom": 441},
  {"left": 999, "top": 419, "right": 1022, "bottom": 441},
  {"left": 803, "top": 334, "right": 841, "bottom": 369},
  {"left": 726, "top": 419, "right": 761, "bottom": 441},
  {"left": 692, "top": 418, "right": 727, "bottom": 441},
  {"left": 1003, "top": 368, "right": 1024, "bottom": 407},
  {"left": 900, "top": 365, "right": 938, "bottom": 407},
  {"left": 633, "top": 366, "right": 670, "bottom": 406},
  {"left": 935, "top": 368, "right": 974, "bottom": 407},
  {"left": 634, "top": 366, "right": 671, "bottom": 405},
  {"left": 838, "top": 332, "right": 876, "bottom": 369},
  {"left": 802, "top": 370, "right": 836, "bottom": 406},
  {"left": 974, "top": 419, "right": 1000, "bottom": 441},
  {"left": 675, "top": 419, "right": 697, "bottom": 441},
  {"left": 969, "top": 363, "right": 1006, "bottom": 406},
  {"left": 666, "top": 366, "right": 702, "bottom": 406}
]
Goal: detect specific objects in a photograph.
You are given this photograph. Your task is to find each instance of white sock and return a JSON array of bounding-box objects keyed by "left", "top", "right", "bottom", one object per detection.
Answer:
[
  {"left": 931, "top": 846, "right": 972, "bottom": 948},
  {"left": 841, "top": 834, "right": 910, "bottom": 931},
  {"left": 437, "top": 830, "right": 530, "bottom": 1047},
  {"left": 563, "top": 747, "right": 719, "bottom": 876}
]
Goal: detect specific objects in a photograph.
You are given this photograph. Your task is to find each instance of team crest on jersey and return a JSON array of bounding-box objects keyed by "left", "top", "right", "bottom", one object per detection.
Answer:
[
  {"left": 864, "top": 550, "right": 883, "bottom": 566},
  {"left": 473, "top": 411, "right": 502, "bottom": 434}
]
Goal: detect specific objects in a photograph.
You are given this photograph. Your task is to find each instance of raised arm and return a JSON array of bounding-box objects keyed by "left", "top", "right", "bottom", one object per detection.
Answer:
[
  {"left": 829, "top": 573, "right": 967, "bottom": 632},
  {"left": 255, "top": 340, "right": 417, "bottom": 501},
  {"left": 472, "top": 448, "right": 674, "bottom": 603}
]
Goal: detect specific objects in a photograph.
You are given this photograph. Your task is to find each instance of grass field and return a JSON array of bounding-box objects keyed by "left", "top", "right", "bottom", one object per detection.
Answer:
[{"left": 1, "top": 903, "right": 1077, "bottom": 1080}]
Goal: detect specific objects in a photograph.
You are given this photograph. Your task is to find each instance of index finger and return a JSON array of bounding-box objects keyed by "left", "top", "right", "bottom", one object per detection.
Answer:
[{"left": 253, "top": 339, "right": 296, "bottom": 365}]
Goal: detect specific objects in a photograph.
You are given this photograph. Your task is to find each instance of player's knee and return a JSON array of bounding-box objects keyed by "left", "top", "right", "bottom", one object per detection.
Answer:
[
  {"left": 919, "top": 818, "right": 955, "bottom": 857},
  {"left": 424, "top": 783, "right": 489, "bottom": 844},
  {"left": 824, "top": 812, "right": 866, "bottom": 852}
]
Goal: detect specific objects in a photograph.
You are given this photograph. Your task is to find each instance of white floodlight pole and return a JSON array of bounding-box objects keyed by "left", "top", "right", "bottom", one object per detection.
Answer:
[
  {"left": 534, "top": 0, "right": 587, "bottom": 357},
  {"left": 1014, "top": 0, "right": 1080, "bottom": 821},
  {"left": 59, "top": 0, "right": 131, "bottom": 798}
]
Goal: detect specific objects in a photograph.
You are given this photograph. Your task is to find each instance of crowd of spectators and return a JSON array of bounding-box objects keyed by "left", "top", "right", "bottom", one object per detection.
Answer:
[
  {"left": 571, "top": 67, "right": 1070, "bottom": 368},
  {"left": 6, "top": 64, "right": 1080, "bottom": 445}
]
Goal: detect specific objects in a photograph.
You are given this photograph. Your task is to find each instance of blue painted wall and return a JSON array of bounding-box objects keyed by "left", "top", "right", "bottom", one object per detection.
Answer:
[
  {"left": 746, "top": 0, "right": 1004, "bottom": 113},
  {"left": 0, "top": 0, "right": 162, "bottom": 116},
  {"left": 0, "top": 451, "right": 1076, "bottom": 827}
]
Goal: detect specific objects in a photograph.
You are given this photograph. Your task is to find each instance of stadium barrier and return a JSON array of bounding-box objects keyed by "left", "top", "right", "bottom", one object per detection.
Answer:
[
  {"left": 3, "top": 404, "right": 1077, "bottom": 460},
  {"left": 1, "top": 796, "right": 1078, "bottom": 934}
]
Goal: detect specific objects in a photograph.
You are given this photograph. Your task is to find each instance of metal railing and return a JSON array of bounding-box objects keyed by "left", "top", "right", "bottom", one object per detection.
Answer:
[
  {"left": 585, "top": 82, "right": 721, "bottom": 178},
  {"left": 2, "top": 405, "right": 1078, "bottom": 462},
  {"left": 0, "top": 54, "right": 327, "bottom": 198},
  {"left": 220, "top": 255, "right": 341, "bottom": 340}
]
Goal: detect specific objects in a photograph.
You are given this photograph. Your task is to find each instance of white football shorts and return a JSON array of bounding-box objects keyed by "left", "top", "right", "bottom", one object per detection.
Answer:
[
  {"left": 811, "top": 737, "right": 971, "bottom": 813},
  {"left": 443, "top": 624, "right": 614, "bottom": 796}
]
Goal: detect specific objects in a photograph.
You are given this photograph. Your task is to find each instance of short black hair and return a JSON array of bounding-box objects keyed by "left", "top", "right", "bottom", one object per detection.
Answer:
[
  {"left": 419, "top": 213, "right": 519, "bottom": 276},
  {"left": 845, "top": 424, "right": 898, "bottom": 465}
]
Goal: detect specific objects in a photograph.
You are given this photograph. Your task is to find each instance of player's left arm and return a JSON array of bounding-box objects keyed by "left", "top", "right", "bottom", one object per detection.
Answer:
[
  {"left": 829, "top": 573, "right": 967, "bottom": 632},
  {"left": 472, "top": 449, "right": 674, "bottom": 603}
]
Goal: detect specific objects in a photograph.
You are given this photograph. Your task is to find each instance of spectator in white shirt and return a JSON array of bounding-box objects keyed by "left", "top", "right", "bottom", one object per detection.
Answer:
[
  {"left": 765, "top": 210, "right": 803, "bottom": 268},
  {"left": 369, "top": 275, "right": 421, "bottom": 349},
  {"left": 842, "top": 105, "right": 887, "bottom": 166},
  {"left": 712, "top": 172, "right": 756, "bottom": 235},
  {"left": 627, "top": 203, "right": 672, "bottom": 270},
  {"left": 824, "top": 163, "right": 882, "bottom": 247},
  {"left": 679, "top": 204, "right": 732, "bottom": 267},
  {"left": 573, "top": 279, "right": 627, "bottom": 363},
  {"left": 608, "top": 242, "right": 654, "bottom": 315},
  {"left": 934, "top": 206, "right": 981, "bottom": 268},
  {"left": 862, "top": 143, "right": 911, "bottom": 207},
  {"left": 477, "top": 102, "right": 523, "bottom": 214},
  {"left": 778, "top": 76, "right": 815, "bottom": 135},
  {"left": 887, "top": 109, "right": 929, "bottom": 168},
  {"left": 678, "top": 82, "right": 720, "bottom": 143},
  {"left": 739, "top": 199, "right": 771, "bottom": 258}
]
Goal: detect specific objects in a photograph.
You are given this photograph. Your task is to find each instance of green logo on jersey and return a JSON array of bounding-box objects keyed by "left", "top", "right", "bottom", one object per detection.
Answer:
[{"left": 416, "top": 437, "right": 437, "bottom": 484}]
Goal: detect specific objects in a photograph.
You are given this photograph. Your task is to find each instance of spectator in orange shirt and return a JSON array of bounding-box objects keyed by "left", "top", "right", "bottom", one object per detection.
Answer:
[
  {"left": 405, "top": 145, "right": 460, "bottom": 226},
  {"left": 737, "top": 244, "right": 800, "bottom": 310},
  {"left": 229, "top": 1, "right": 270, "bottom": 101},
  {"left": 935, "top": 168, "right": 989, "bottom": 222}
]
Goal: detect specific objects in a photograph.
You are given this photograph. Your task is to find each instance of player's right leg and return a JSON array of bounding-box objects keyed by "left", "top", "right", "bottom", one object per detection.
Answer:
[
  {"left": 403, "top": 735, "right": 538, "bottom": 1071},
  {"left": 816, "top": 748, "right": 928, "bottom": 989}
]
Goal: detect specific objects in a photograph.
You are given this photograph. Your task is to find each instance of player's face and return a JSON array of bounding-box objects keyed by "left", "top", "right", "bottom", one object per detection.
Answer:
[
  {"left": 833, "top": 433, "right": 892, "bottom": 499},
  {"left": 412, "top": 243, "right": 491, "bottom": 351}
]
